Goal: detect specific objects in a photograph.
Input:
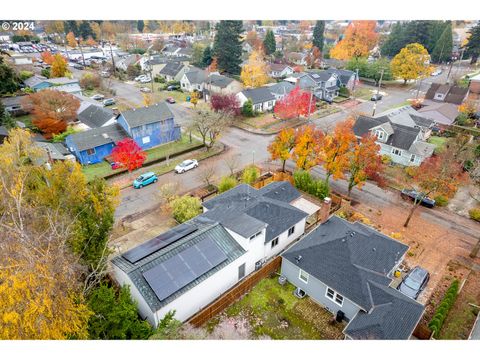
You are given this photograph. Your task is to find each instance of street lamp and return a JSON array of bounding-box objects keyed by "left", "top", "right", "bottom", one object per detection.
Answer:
[{"left": 252, "top": 150, "right": 255, "bottom": 166}]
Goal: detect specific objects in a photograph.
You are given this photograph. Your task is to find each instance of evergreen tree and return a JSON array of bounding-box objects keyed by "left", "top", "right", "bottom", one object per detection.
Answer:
[
  {"left": 431, "top": 21, "right": 453, "bottom": 63},
  {"left": 465, "top": 23, "right": 480, "bottom": 64},
  {"left": 202, "top": 46, "right": 213, "bottom": 68},
  {"left": 0, "top": 108, "right": 16, "bottom": 129},
  {"left": 63, "top": 20, "right": 79, "bottom": 36},
  {"left": 381, "top": 22, "right": 408, "bottom": 57},
  {"left": 428, "top": 21, "right": 447, "bottom": 54},
  {"left": 79, "top": 21, "right": 95, "bottom": 40},
  {"left": 87, "top": 284, "right": 153, "bottom": 340},
  {"left": 312, "top": 20, "right": 325, "bottom": 51},
  {"left": 263, "top": 30, "right": 276, "bottom": 55},
  {"left": 0, "top": 57, "right": 19, "bottom": 95},
  {"left": 137, "top": 20, "right": 145, "bottom": 33},
  {"left": 213, "top": 20, "right": 243, "bottom": 75}
]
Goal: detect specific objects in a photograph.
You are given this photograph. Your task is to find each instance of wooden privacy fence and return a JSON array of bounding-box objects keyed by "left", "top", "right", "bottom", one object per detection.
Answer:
[{"left": 188, "top": 256, "right": 282, "bottom": 327}]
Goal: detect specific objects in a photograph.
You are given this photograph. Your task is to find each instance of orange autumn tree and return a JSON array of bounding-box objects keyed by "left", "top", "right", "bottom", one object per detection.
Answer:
[
  {"left": 403, "top": 151, "right": 469, "bottom": 227},
  {"left": 21, "top": 90, "right": 80, "bottom": 138},
  {"left": 208, "top": 57, "right": 218, "bottom": 73},
  {"left": 330, "top": 21, "right": 379, "bottom": 60},
  {"left": 319, "top": 118, "right": 357, "bottom": 185},
  {"left": 268, "top": 128, "right": 296, "bottom": 172},
  {"left": 66, "top": 31, "right": 78, "bottom": 48},
  {"left": 51, "top": 53, "right": 69, "bottom": 77},
  {"left": 292, "top": 125, "right": 325, "bottom": 170},
  {"left": 346, "top": 133, "right": 385, "bottom": 197},
  {"left": 41, "top": 51, "right": 55, "bottom": 65}
]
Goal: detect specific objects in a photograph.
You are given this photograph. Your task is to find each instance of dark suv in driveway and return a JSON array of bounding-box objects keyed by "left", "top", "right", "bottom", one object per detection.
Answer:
[
  {"left": 398, "top": 266, "right": 430, "bottom": 299},
  {"left": 400, "top": 189, "right": 435, "bottom": 208}
]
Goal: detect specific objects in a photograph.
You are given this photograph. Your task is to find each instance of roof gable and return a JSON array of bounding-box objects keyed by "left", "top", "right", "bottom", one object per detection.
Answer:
[{"left": 120, "top": 102, "right": 174, "bottom": 128}]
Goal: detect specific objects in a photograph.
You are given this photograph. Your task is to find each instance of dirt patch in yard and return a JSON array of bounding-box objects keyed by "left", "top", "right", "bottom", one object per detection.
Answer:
[{"left": 448, "top": 184, "right": 480, "bottom": 218}]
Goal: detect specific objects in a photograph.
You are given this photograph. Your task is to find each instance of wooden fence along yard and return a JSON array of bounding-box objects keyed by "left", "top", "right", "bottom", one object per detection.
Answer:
[{"left": 188, "top": 256, "right": 282, "bottom": 327}]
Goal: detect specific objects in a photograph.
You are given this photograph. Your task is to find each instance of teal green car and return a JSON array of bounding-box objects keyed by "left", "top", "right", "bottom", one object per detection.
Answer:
[{"left": 133, "top": 172, "right": 158, "bottom": 189}]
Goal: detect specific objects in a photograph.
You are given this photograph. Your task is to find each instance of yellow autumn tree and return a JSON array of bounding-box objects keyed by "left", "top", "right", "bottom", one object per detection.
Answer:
[
  {"left": 240, "top": 50, "right": 270, "bottom": 88},
  {"left": 66, "top": 31, "right": 78, "bottom": 48},
  {"left": 391, "top": 43, "right": 432, "bottom": 84},
  {"left": 51, "top": 53, "right": 69, "bottom": 77},
  {"left": 143, "top": 93, "right": 154, "bottom": 106},
  {"left": 330, "top": 21, "right": 379, "bottom": 60}
]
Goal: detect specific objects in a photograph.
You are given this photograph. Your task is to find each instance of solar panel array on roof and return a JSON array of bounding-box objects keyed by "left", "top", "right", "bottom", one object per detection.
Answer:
[
  {"left": 122, "top": 224, "right": 198, "bottom": 263},
  {"left": 142, "top": 238, "right": 228, "bottom": 301}
]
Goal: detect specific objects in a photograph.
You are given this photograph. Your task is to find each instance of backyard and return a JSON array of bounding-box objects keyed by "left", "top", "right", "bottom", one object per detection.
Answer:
[
  {"left": 81, "top": 134, "right": 203, "bottom": 181},
  {"left": 204, "top": 275, "right": 345, "bottom": 340}
]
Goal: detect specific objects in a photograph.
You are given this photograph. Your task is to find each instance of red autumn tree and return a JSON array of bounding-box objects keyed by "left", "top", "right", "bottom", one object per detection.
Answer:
[
  {"left": 210, "top": 93, "right": 240, "bottom": 116},
  {"left": 268, "top": 128, "right": 296, "bottom": 172},
  {"left": 21, "top": 90, "right": 80, "bottom": 138},
  {"left": 346, "top": 133, "right": 385, "bottom": 197},
  {"left": 292, "top": 125, "right": 325, "bottom": 170},
  {"left": 111, "top": 138, "right": 147, "bottom": 172},
  {"left": 318, "top": 118, "right": 357, "bottom": 185},
  {"left": 41, "top": 51, "right": 55, "bottom": 65},
  {"left": 274, "top": 86, "right": 316, "bottom": 120},
  {"left": 403, "top": 152, "right": 469, "bottom": 227}
]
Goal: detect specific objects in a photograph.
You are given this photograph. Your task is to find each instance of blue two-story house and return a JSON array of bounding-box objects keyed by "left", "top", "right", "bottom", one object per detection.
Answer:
[
  {"left": 66, "top": 102, "right": 182, "bottom": 165},
  {"left": 65, "top": 123, "right": 128, "bottom": 165},
  {"left": 116, "top": 102, "right": 181, "bottom": 150}
]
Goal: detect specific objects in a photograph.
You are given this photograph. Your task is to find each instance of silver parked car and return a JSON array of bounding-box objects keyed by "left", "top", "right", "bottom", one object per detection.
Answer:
[
  {"left": 397, "top": 266, "right": 430, "bottom": 300},
  {"left": 174, "top": 159, "right": 198, "bottom": 174}
]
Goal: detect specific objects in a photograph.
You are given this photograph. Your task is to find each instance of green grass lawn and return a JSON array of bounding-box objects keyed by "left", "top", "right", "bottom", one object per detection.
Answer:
[
  {"left": 15, "top": 114, "right": 33, "bottom": 128},
  {"left": 352, "top": 87, "right": 373, "bottom": 100},
  {"left": 388, "top": 101, "right": 411, "bottom": 110},
  {"left": 204, "top": 275, "right": 345, "bottom": 340},
  {"left": 428, "top": 136, "right": 447, "bottom": 152},
  {"left": 82, "top": 135, "right": 203, "bottom": 181}
]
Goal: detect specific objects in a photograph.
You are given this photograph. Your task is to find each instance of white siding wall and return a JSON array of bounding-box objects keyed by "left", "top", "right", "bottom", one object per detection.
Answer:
[{"left": 264, "top": 218, "right": 306, "bottom": 259}]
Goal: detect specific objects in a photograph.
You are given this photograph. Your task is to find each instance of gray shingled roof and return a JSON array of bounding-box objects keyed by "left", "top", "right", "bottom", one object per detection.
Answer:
[
  {"left": 207, "top": 74, "right": 235, "bottom": 88},
  {"left": 305, "top": 71, "right": 333, "bottom": 83},
  {"left": 203, "top": 182, "right": 306, "bottom": 241},
  {"left": 184, "top": 68, "right": 208, "bottom": 85},
  {"left": 282, "top": 216, "right": 408, "bottom": 311},
  {"left": 353, "top": 115, "right": 421, "bottom": 152},
  {"left": 325, "top": 68, "right": 356, "bottom": 86},
  {"left": 159, "top": 62, "right": 185, "bottom": 77},
  {"left": 344, "top": 281, "right": 424, "bottom": 340},
  {"left": 240, "top": 87, "right": 275, "bottom": 104},
  {"left": 424, "top": 83, "right": 469, "bottom": 105},
  {"left": 67, "top": 123, "right": 128, "bottom": 151},
  {"left": 120, "top": 102, "right": 174, "bottom": 128},
  {"left": 111, "top": 217, "right": 246, "bottom": 312},
  {"left": 78, "top": 104, "right": 115, "bottom": 129},
  {"left": 268, "top": 81, "right": 295, "bottom": 96}
]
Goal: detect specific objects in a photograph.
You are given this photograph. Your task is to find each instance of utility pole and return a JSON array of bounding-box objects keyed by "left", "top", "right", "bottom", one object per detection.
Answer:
[
  {"left": 454, "top": 47, "right": 466, "bottom": 80},
  {"left": 109, "top": 42, "right": 116, "bottom": 76},
  {"left": 372, "top": 68, "right": 384, "bottom": 117},
  {"left": 446, "top": 57, "right": 455, "bottom": 84},
  {"left": 307, "top": 86, "right": 314, "bottom": 123},
  {"left": 78, "top": 37, "right": 86, "bottom": 67},
  {"left": 415, "top": 76, "right": 424, "bottom": 99}
]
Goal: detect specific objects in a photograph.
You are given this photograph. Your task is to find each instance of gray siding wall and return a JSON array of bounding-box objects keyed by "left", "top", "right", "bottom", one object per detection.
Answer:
[{"left": 281, "top": 258, "right": 361, "bottom": 321}]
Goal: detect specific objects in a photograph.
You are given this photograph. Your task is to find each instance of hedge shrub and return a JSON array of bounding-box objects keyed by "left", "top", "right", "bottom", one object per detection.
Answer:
[
  {"left": 434, "top": 195, "right": 448, "bottom": 207},
  {"left": 293, "top": 170, "right": 330, "bottom": 200},
  {"left": 469, "top": 208, "right": 480, "bottom": 222},
  {"left": 218, "top": 176, "right": 238, "bottom": 193},
  {"left": 428, "top": 279, "right": 459, "bottom": 335}
]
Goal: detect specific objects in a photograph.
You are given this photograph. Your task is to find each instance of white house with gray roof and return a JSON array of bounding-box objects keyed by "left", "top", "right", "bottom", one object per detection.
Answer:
[
  {"left": 353, "top": 114, "right": 436, "bottom": 166},
  {"left": 111, "top": 182, "right": 316, "bottom": 325},
  {"left": 236, "top": 87, "right": 276, "bottom": 112},
  {"left": 281, "top": 215, "right": 424, "bottom": 340}
]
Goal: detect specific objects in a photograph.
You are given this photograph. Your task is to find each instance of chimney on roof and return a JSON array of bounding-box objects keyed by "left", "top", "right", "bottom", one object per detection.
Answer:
[{"left": 318, "top": 197, "right": 332, "bottom": 224}]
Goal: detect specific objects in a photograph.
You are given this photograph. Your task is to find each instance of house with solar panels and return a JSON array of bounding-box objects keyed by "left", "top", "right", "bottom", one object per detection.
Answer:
[{"left": 111, "top": 181, "right": 319, "bottom": 326}]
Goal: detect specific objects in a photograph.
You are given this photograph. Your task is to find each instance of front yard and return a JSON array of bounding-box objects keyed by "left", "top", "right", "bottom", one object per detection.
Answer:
[
  {"left": 82, "top": 134, "right": 203, "bottom": 181},
  {"left": 204, "top": 275, "right": 345, "bottom": 340}
]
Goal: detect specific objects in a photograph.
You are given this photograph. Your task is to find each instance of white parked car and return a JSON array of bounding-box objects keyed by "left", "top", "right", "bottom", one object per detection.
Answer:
[
  {"left": 431, "top": 69, "right": 442, "bottom": 76},
  {"left": 91, "top": 94, "right": 105, "bottom": 101},
  {"left": 175, "top": 159, "right": 198, "bottom": 174},
  {"left": 139, "top": 76, "right": 152, "bottom": 83},
  {"left": 135, "top": 74, "right": 148, "bottom": 82},
  {"left": 140, "top": 87, "right": 152, "bottom": 93}
]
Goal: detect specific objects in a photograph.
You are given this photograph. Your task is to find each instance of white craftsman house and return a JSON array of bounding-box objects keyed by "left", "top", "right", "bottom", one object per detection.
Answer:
[
  {"left": 111, "top": 182, "right": 320, "bottom": 326},
  {"left": 236, "top": 87, "right": 276, "bottom": 113}
]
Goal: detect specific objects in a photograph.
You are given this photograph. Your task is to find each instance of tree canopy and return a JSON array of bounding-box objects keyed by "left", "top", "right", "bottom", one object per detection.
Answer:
[
  {"left": 391, "top": 43, "right": 432, "bottom": 83},
  {"left": 312, "top": 21, "right": 325, "bottom": 51},
  {"left": 213, "top": 21, "right": 243, "bottom": 75},
  {"left": 330, "top": 21, "right": 378, "bottom": 60}
]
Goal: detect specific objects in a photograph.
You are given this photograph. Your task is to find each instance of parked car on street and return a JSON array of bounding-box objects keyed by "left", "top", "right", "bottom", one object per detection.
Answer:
[
  {"left": 167, "top": 84, "right": 180, "bottom": 91},
  {"left": 371, "top": 93, "right": 383, "bottom": 101},
  {"left": 400, "top": 189, "right": 436, "bottom": 208},
  {"left": 135, "top": 74, "right": 148, "bottom": 82},
  {"left": 102, "top": 98, "right": 116, "bottom": 107},
  {"left": 73, "top": 63, "right": 85, "bottom": 70},
  {"left": 100, "top": 70, "right": 110, "bottom": 78},
  {"left": 91, "top": 94, "right": 105, "bottom": 101},
  {"left": 175, "top": 159, "right": 198, "bottom": 174},
  {"left": 139, "top": 76, "right": 152, "bottom": 83},
  {"left": 397, "top": 266, "right": 430, "bottom": 299},
  {"left": 166, "top": 97, "right": 176, "bottom": 104},
  {"left": 110, "top": 162, "right": 122, "bottom": 170},
  {"left": 431, "top": 69, "right": 442, "bottom": 76},
  {"left": 133, "top": 172, "right": 158, "bottom": 189},
  {"left": 140, "top": 87, "right": 152, "bottom": 93}
]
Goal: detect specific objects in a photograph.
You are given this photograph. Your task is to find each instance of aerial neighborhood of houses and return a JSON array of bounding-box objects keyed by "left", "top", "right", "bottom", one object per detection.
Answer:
[{"left": 1, "top": 18, "right": 480, "bottom": 342}]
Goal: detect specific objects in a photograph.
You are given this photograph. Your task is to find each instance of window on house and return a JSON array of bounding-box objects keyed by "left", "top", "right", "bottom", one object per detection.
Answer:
[
  {"left": 238, "top": 263, "right": 246, "bottom": 280},
  {"left": 299, "top": 269, "right": 309, "bottom": 283},
  {"left": 142, "top": 136, "right": 150, "bottom": 144},
  {"left": 288, "top": 226, "right": 295, "bottom": 237},
  {"left": 86, "top": 148, "right": 96, "bottom": 155},
  {"left": 249, "top": 231, "right": 262, "bottom": 240},
  {"left": 392, "top": 148, "right": 402, "bottom": 156},
  {"left": 271, "top": 237, "right": 279, "bottom": 249},
  {"left": 410, "top": 154, "right": 416, "bottom": 162},
  {"left": 325, "top": 287, "right": 344, "bottom": 306},
  {"left": 254, "top": 104, "right": 261, "bottom": 111},
  {"left": 375, "top": 130, "right": 384, "bottom": 140}
]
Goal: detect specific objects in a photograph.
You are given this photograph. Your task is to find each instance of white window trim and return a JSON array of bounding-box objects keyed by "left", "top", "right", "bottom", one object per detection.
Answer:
[
  {"left": 375, "top": 130, "right": 384, "bottom": 140},
  {"left": 299, "top": 269, "right": 309, "bottom": 284},
  {"left": 142, "top": 136, "right": 151, "bottom": 144},
  {"left": 391, "top": 148, "right": 402, "bottom": 156},
  {"left": 86, "top": 148, "right": 96, "bottom": 155},
  {"left": 325, "top": 287, "right": 344, "bottom": 306},
  {"left": 249, "top": 231, "right": 262, "bottom": 240},
  {"left": 410, "top": 154, "right": 416, "bottom": 162},
  {"left": 271, "top": 237, "right": 279, "bottom": 249},
  {"left": 288, "top": 226, "right": 295, "bottom": 237}
]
